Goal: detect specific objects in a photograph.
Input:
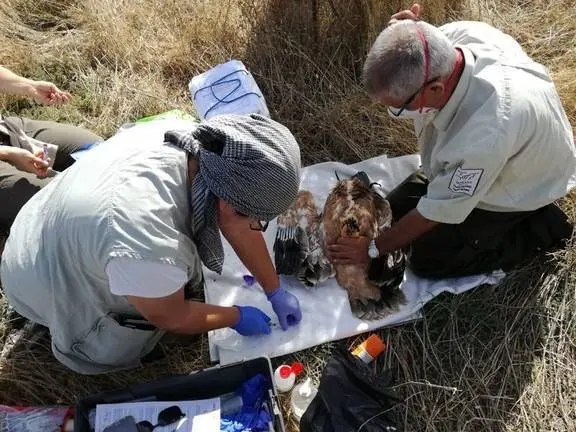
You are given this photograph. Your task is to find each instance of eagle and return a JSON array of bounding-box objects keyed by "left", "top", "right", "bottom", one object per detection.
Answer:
[
  {"left": 273, "top": 171, "right": 407, "bottom": 321},
  {"left": 274, "top": 190, "right": 335, "bottom": 287},
  {"left": 322, "top": 171, "right": 407, "bottom": 320}
]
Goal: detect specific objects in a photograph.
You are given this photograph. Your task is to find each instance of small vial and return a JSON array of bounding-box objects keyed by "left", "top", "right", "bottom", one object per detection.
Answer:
[
  {"left": 351, "top": 334, "right": 386, "bottom": 364},
  {"left": 291, "top": 377, "right": 318, "bottom": 421}
]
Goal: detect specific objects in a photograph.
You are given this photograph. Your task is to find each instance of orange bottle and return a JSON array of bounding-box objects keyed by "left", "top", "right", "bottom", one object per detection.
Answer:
[{"left": 351, "top": 334, "right": 386, "bottom": 364}]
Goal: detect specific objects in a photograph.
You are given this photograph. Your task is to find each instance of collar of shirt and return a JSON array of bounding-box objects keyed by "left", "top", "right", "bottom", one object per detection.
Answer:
[{"left": 432, "top": 46, "right": 476, "bottom": 132}]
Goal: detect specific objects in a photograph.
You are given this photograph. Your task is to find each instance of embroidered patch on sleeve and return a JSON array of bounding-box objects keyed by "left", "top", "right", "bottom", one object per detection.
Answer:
[{"left": 449, "top": 167, "right": 484, "bottom": 196}]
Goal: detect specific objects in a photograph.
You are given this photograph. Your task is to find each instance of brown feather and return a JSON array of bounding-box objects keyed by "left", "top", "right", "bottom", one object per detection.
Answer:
[{"left": 274, "top": 190, "right": 334, "bottom": 286}]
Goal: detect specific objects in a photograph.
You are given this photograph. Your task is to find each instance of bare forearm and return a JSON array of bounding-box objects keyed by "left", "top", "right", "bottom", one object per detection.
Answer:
[
  {"left": 173, "top": 302, "right": 240, "bottom": 334},
  {"left": 222, "top": 227, "right": 280, "bottom": 294},
  {"left": 145, "top": 301, "right": 240, "bottom": 334},
  {"left": 216, "top": 199, "right": 280, "bottom": 294},
  {"left": 376, "top": 209, "right": 439, "bottom": 253},
  {"left": 0, "top": 146, "right": 18, "bottom": 162},
  {"left": 0, "top": 66, "right": 33, "bottom": 97},
  {"left": 0, "top": 147, "right": 11, "bottom": 161}
]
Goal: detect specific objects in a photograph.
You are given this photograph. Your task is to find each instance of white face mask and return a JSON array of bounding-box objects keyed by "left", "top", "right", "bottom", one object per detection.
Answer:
[{"left": 388, "top": 106, "right": 438, "bottom": 119}]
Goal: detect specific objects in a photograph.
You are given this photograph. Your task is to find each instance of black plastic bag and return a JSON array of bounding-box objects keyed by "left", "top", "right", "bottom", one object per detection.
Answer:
[{"left": 300, "top": 346, "right": 402, "bottom": 432}]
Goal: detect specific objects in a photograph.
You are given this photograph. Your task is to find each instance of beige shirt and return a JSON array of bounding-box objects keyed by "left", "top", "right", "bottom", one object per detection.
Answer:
[{"left": 415, "top": 21, "right": 576, "bottom": 224}]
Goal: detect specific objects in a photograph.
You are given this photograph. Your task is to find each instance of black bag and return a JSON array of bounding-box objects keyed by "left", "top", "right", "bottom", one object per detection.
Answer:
[{"left": 300, "top": 346, "right": 402, "bottom": 432}]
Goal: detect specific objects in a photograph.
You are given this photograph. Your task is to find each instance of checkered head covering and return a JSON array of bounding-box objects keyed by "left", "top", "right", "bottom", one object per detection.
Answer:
[{"left": 165, "top": 114, "right": 301, "bottom": 274}]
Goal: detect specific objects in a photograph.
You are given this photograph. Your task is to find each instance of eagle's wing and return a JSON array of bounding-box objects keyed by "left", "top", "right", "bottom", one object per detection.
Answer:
[
  {"left": 297, "top": 216, "right": 335, "bottom": 286},
  {"left": 274, "top": 191, "right": 311, "bottom": 277},
  {"left": 274, "top": 190, "right": 334, "bottom": 287}
]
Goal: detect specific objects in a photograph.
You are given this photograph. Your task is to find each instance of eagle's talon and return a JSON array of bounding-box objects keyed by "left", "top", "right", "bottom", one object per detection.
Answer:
[{"left": 349, "top": 286, "right": 407, "bottom": 321}]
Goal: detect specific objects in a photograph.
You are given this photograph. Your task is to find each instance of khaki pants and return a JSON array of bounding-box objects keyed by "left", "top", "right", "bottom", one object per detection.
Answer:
[
  {"left": 386, "top": 170, "right": 574, "bottom": 278},
  {"left": 0, "top": 116, "right": 102, "bottom": 231}
]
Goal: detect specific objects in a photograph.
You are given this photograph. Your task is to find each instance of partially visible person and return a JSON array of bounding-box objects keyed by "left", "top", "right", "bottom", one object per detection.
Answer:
[
  {"left": 0, "top": 65, "right": 103, "bottom": 233},
  {"left": 328, "top": 4, "right": 576, "bottom": 278}
]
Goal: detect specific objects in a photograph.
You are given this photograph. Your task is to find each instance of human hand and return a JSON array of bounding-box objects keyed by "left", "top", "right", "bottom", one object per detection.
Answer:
[
  {"left": 267, "top": 287, "right": 302, "bottom": 331},
  {"left": 327, "top": 236, "right": 371, "bottom": 265},
  {"left": 4, "top": 147, "right": 50, "bottom": 177},
  {"left": 28, "top": 80, "right": 71, "bottom": 105},
  {"left": 388, "top": 3, "right": 421, "bottom": 26},
  {"left": 231, "top": 305, "right": 272, "bottom": 336}
]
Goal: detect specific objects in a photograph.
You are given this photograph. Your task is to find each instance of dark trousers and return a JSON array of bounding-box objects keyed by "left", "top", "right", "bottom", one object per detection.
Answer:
[
  {"left": 0, "top": 116, "right": 102, "bottom": 232},
  {"left": 386, "top": 170, "right": 574, "bottom": 279}
]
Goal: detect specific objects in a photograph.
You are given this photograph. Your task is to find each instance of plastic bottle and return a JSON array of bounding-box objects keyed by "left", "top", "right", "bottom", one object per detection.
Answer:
[
  {"left": 290, "top": 377, "right": 318, "bottom": 421},
  {"left": 273, "top": 362, "right": 304, "bottom": 393},
  {"left": 351, "top": 334, "right": 386, "bottom": 364}
]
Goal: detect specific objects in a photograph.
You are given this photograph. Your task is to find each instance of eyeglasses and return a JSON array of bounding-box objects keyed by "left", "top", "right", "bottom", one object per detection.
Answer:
[
  {"left": 235, "top": 211, "right": 269, "bottom": 232},
  {"left": 388, "top": 77, "right": 439, "bottom": 117},
  {"left": 250, "top": 220, "right": 269, "bottom": 232}
]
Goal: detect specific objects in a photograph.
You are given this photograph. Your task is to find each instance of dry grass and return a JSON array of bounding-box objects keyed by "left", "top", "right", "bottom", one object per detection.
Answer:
[{"left": 1, "top": 0, "right": 576, "bottom": 431}]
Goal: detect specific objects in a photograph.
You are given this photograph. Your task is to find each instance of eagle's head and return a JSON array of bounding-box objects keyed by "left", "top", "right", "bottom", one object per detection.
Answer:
[{"left": 327, "top": 174, "right": 392, "bottom": 240}]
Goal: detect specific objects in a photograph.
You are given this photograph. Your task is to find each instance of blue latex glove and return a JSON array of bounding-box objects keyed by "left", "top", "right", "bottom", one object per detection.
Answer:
[
  {"left": 266, "top": 287, "right": 302, "bottom": 331},
  {"left": 231, "top": 306, "right": 272, "bottom": 336}
]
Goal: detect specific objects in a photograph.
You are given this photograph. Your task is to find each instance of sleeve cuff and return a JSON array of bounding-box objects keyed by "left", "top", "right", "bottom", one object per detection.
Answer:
[{"left": 416, "top": 197, "right": 472, "bottom": 224}]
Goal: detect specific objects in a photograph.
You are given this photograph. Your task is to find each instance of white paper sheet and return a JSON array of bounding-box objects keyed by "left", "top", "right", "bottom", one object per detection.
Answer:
[
  {"left": 95, "top": 400, "right": 220, "bottom": 432},
  {"left": 205, "top": 154, "right": 506, "bottom": 365}
]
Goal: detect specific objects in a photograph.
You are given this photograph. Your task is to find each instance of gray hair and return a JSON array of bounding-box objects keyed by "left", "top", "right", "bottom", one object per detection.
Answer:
[{"left": 363, "top": 20, "right": 457, "bottom": 101}]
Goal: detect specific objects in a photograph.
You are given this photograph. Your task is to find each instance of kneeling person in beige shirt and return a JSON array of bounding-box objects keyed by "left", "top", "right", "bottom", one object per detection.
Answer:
[{"left": 328, "top": 5, "right": 576, "bottom": 278}]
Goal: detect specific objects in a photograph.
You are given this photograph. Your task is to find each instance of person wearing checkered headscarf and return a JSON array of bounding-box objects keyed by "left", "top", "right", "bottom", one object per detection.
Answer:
[
  {"left": 165, "top": 114, "right": 305, "bottom": 337},
  {"left": 1, "top": 113, "right": 304, "bottom": 375}
]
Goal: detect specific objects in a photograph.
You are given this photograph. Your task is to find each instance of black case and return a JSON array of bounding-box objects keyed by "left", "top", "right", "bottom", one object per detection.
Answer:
[{"left": 74, "top": 357, "right": 286, "bottom": 432}]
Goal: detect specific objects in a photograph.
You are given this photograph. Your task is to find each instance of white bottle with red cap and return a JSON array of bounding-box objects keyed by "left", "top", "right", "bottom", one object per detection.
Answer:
[{"left": 273, "top": 362, "right": 304, "bottom": 393}]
